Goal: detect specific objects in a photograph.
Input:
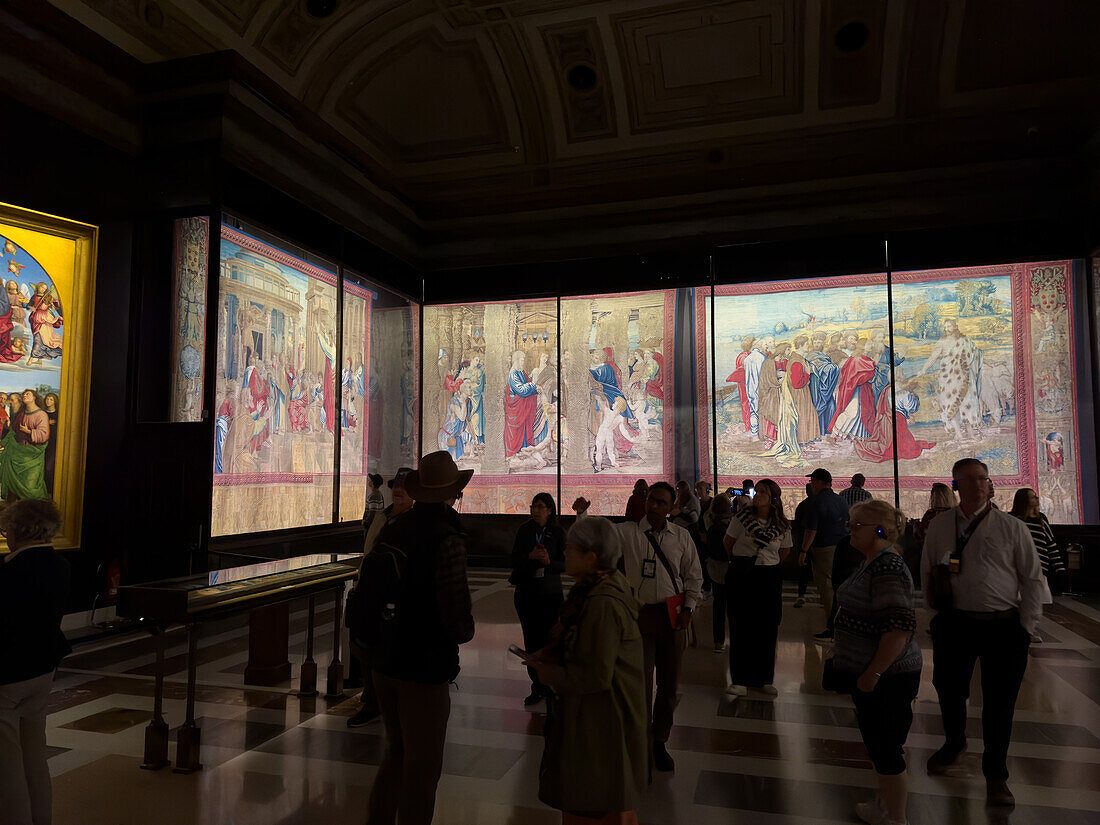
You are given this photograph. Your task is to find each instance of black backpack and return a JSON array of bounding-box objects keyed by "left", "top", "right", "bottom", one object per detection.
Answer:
[{"left": 345, "top": 541, "right": 408, "bottom": 667}]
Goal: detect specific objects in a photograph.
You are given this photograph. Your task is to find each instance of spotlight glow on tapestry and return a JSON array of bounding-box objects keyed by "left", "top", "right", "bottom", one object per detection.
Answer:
[
  {"left": 696, "top": 261, "right": 1083, "bottom": 522},
  {"left": 212, "top": 224, "right": 338, "bottom": 536}
]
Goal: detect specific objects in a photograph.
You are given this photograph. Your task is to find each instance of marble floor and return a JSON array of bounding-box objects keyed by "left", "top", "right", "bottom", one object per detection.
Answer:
[{"left": 40, "top": 571, "right": 1100, "bottom": 825}]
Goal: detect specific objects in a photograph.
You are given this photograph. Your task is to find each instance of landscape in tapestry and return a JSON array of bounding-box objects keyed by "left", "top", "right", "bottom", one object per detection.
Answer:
[
  {"left": 212, "top": 226, "right": 338, "bottom": 536},
  {"left": 0, "top": 233, "right": 63, "bottom": 502},
  {"left": 710, "top": 275, "right": 1017, "bottom": 479}
]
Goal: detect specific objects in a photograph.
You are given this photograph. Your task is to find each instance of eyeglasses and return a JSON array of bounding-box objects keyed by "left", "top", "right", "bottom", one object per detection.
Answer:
[{"left": 847, "top": 521, "right": 876, "bottom": 530}]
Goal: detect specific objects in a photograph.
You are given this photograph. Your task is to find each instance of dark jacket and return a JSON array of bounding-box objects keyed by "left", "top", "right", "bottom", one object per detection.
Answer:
[
  {"left": 624, "top": 493, "right": 647, "bottom": 523},
  {"left": 1, "top": 545, "right": 71, "bottom": 685},
  {"left": 508, "top": 519, "right": 566, "bottom": 595},
  {"left": 373, "top": 502, "right": 474, "bottom": 684}
]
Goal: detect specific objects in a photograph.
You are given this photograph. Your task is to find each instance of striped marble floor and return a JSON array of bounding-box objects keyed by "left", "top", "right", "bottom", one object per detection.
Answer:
[{"left": 41, "top": 572, "right": 1100, "bottom": 824}]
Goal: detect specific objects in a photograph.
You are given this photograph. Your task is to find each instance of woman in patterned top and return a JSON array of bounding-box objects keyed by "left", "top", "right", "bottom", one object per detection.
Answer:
[
  {"left": 835, "top": 500, "right": 921, "bottom": 825},
  {"left": 1010, "top": 488, "right": 1065, "bottom": 587}
]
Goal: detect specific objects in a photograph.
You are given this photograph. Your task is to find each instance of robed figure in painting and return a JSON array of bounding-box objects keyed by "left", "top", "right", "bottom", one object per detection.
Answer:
[
  {"left": 644, "top": 350, "right": 665, "bottom": 402},
  {"left": 243, "top": 362, "right": 271, "bottom": 453},
  {"left": 913, "top": 318, "right": 982, "bottom": 440},
  {"left": 317, "top": 328, "right": 337, "bottom": 434},
  {"left": 726, "top": 336, "right": 755, "bottom": 432},
  {"left": 0, "top": 280, "right": 24, "bottom": 364},
  {"left": 43, "top": 393, "right": 59, "bottom": 494},
  {"left": 830, "top": 340, "right": 877, "bottom": 438},
  {"left": 757, "top": 342, "right": 783, "bottom": 443},
  {"left": 760, "top": 343, "right": 805, "bottom": 467},
  {"left": 854, "top": 381, "right": 936, "bottom": 463},
  {"left": 589, "top": 348, "right": 625, "bottom": 412},
  {"left": 439, "top": 381, "right": 471, "bottom": 461},
  {"left": 806, "top": 332, "right": 840, "bottom": 435},
  {"left": 0, "top": 390, "right": 50, "bottom": 501},
  {"left": 787, "top": 337, "right": 821, "bottom": 444},
  {"left": 468, "top": 357, "right": 486, "bottom": 445},
  {"left": 505, "top": 350, "right": 547, "bottom": 458},
  {"left": 26, "top": 283, "right": 63, "bottom": 366}
]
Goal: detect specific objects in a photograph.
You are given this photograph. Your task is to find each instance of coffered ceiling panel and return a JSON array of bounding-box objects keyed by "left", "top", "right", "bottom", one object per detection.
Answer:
[
  {"left": 539, "top": 18, "right": 617, "bottom": 143},
  {"left": 335, "top": 26, "right": 513, "bottom": 163},
  {"left": 611, "top": 0, "right": 802, "bottom": 133}
]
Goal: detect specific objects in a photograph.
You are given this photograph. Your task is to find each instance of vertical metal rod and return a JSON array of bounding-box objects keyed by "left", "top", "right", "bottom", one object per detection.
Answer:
[
  {"left": 709, "top": 256, "right": 719, "bottom": 486},
  {"left": 325, "top": 587, "right": 345, "bottom": 698},
  {"left": 141, "top": 627, "right": 170, "bottom": 770},
  {"left": 296, "top": 595, "right": 318, "bottom": 697},
  {"left": 173, "top": 624, "right": 203, "bottom": 773},
  {"left": 556, "top": 295, "right": 562, "bottom": 511},
  {"left": 886, "top": 240, "right": 901, "bottom": 508},
  {"left": 333, "top": 264, "right": 345, "bottom": 525}
]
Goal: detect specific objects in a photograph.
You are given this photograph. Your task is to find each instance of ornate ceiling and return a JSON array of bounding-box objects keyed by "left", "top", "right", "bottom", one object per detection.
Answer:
[{"left": 37, "top": 0, "right": 1100, "bottom": 263}]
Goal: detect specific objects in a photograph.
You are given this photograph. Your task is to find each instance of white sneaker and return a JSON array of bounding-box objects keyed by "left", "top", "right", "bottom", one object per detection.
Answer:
[
  {"left": 713, "top": 643, "right": 727, "bottom": 653},
  {"left": 759, "top": 684, "right": 779, "bottom": 697},
  {"left": 855, "top": 796, "right": 888, "bottom": 825},
  {"left": 725, "top": 684, "right": 747, "bottom": 696},
  {"left": 1030, "top": 632, "right": 1043, "bottom": 644}
]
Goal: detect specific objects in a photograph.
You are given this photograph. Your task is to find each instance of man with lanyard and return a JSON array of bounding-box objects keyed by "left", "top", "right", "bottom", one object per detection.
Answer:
[
  {"left": 920, "top": 458, "right": 1045, "bottom": 807},
  {"left": 618, "top": 481, "right": 703, "bottom": 774}
]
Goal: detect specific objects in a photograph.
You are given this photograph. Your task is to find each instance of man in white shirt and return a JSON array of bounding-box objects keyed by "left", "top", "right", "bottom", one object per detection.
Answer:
[
  {"left": 618, "top": 481, "right": 703, "bottom": 775},
  {"left": 920, "top": 458, "right": 1045, "bottom": 807}
]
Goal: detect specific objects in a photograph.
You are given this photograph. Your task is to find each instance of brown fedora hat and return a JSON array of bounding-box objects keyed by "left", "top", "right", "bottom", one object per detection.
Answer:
[{"left": 404, "top": 451, "right": 474, "bottom": 503}]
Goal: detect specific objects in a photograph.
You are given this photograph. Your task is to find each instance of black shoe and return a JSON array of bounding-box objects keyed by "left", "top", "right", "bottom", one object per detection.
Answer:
[
  {"left": 347, "top": 707, "right": 380, "bottom": 728},
  {"left": 986, "top": 780, "right": 1015, "bottom": 807},
  {"left": 653, "top": 742, "right": 675, "bottom": 772},
  {"left": 926, "top": 743, "right": 965, "bottom": 775},
  {"left": 523, "top": 690, "right": 543, "bottom": 707}
]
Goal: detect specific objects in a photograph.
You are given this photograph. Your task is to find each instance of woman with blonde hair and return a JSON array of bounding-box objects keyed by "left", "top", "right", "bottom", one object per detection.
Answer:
[
  {"left": 913, "top": 482, "right": 956, "bottom": 546},
  {"left": 722, "top": 478, "right": 792, "bottom": 697},
  {"left": 834, "top": 499, "right": 921, "bottom": 825}
]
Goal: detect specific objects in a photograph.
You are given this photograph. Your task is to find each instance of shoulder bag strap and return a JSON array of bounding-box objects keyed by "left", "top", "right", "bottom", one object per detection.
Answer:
[{"left": 644, "top": 529, "right": 681, "bottom": 594}]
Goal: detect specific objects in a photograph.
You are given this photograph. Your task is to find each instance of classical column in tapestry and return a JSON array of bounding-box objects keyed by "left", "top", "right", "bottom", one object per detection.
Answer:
[
  {"left": 422, "top": 298, "right": 559, "bottom": 514},
  {"left": 561, "top": 290, "right": 676, "bottom": 516},
  {"left": 169, "top": 217, "right": 209, "bottom": 423}
]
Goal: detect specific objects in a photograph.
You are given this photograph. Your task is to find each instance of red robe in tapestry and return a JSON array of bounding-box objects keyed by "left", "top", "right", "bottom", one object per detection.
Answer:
[
  {"left": 645, "top": 352, "right": 665, "bottom": 401},
  {"left": 726, "top": 351, "right": 752, "bottom": 430},
  {"left": 246, "top": 366, "right": 270, "bottom": 453},
  {"left": 854, "top": 388, "right": 936, "bottom": 463},
  {"left": 504, "top": 369, "right": 540, "bottom": 457},
  {"left": 829, "top": 354, "right": 877, "bottom": 436}
]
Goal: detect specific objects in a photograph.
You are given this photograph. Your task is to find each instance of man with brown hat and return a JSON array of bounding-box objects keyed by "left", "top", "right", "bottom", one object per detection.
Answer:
[{"left": 365, "top": 451, "right": 475, "bottom": 825}]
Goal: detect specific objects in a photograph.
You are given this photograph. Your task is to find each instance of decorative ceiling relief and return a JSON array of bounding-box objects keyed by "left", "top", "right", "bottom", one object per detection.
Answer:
[
  {"left": 540, "top": 19, "right": 617, "bottom": 142},
  {"left": 611, "top": 0, "right": 803, "bottom": 134}
]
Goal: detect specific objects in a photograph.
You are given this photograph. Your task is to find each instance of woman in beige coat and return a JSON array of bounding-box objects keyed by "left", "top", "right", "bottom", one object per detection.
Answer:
[{"left": 526, "top": 517, "right": 647, "bottom": 825}]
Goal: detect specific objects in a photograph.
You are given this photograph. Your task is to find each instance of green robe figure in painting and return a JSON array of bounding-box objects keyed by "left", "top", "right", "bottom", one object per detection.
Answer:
[{"left": 1, "top": 390, "right": 51, "bottom": 500}]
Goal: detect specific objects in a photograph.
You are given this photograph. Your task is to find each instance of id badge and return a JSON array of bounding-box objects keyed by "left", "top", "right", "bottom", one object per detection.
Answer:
[
  {"left": 642, "top": 559, "right": 657, "bottom": 579},
  {"left": 533, "top": 543, "right": 546, "bottom": 578},
  {"left": 948, "top": 557, "right": 961, "bottom": 574}
]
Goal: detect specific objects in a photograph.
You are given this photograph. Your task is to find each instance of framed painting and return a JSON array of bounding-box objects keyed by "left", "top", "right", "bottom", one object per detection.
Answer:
[{"left": 0, "top": 202, "right": 96, "bottom": 550}]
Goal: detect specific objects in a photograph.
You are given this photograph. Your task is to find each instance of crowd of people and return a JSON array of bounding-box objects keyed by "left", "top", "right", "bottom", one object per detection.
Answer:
[
  {"left": 337, "top": 454, "right": 1067, "bottom": 825},
  {"left": 0, "top": 450, "right": 1069, "bottom": 825}
]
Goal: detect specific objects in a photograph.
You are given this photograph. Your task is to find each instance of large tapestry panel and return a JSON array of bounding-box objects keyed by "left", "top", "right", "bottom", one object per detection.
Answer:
[
  {"left": 560, "top": 290, "right": 675, "bottom": 516},
  {"left": 423, "top": 299, "right": 558, "bottom": 514},
  {"left": 212, "top": 224, "right": 338, "bottom": 536},
  {"left": 0, "top": 203, "right": 95, "bottom": 549}
]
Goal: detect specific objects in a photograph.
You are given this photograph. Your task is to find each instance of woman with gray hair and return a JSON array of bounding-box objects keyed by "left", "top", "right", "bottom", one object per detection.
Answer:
[
  {"left": 0, "top": 498, "right": 71, "bottom": 825},
  {"left": 525, "top": 517, "right": 647, "bottom": 824}
]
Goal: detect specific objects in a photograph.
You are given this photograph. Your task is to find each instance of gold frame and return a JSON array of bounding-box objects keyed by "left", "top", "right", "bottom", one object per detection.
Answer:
[{"left": 0, "top": 202, "right": 97, "bottom": 550}]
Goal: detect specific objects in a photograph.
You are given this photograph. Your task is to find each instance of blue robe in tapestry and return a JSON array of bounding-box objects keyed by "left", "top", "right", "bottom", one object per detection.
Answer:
[
  {"left": 470, "top": 366, "right": 485, "bottom": 444},
  {"left": 871, "top": 345, "right": 905, "bottom": 403},
  {"left": 806, "top": 350, "right": 840, "bottom": 434},
  {"left": 589, "top": 363, "right": 625, "bottom": 416}
]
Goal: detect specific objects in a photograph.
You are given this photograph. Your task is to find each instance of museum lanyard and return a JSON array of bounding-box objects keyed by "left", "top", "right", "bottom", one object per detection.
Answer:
[
  {"left": 856, "top": 545, "right": 896, "bottom": 579},
  {"left": 533, "top": 527, "right": 546, "bottom": 547}
]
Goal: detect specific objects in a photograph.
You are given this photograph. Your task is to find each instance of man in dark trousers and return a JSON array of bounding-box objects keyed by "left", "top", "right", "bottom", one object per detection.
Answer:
[
  {"left": 365, "top": 451, "right": 476, "bottom": 825},
  {"left": 921, "top": 457, "right": 1045, "bottom": 807},
  {"left": 800, "top": 468, "right": 849, "bottom": 641},
  {"left": 618, "top": 481, "right": 703, "bottom": 774}
]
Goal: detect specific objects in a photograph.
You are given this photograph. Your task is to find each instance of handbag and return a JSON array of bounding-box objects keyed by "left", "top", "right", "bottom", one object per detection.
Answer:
[
  {"left": 821, "top": 657, "right": 856, "bottom": 694},
  {"left": 644, "top": 529, "right": 685, "bottom": 630}
]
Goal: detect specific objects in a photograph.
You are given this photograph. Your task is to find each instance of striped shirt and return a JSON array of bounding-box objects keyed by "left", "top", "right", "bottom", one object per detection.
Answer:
[
  {"left": 839, "top": 486, "right": 873, "bottom": 507},
  {"left": 834, "top": 552, "right": 922, "bottom": 676},
  {"left": 1020, "top": 515, "right": 1065, "bottom": 576}
]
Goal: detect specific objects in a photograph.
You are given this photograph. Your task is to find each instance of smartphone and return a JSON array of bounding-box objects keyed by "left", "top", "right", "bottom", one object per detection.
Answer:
[{"left": 507, "top": 644, "right": 530, "bottom": 659}]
